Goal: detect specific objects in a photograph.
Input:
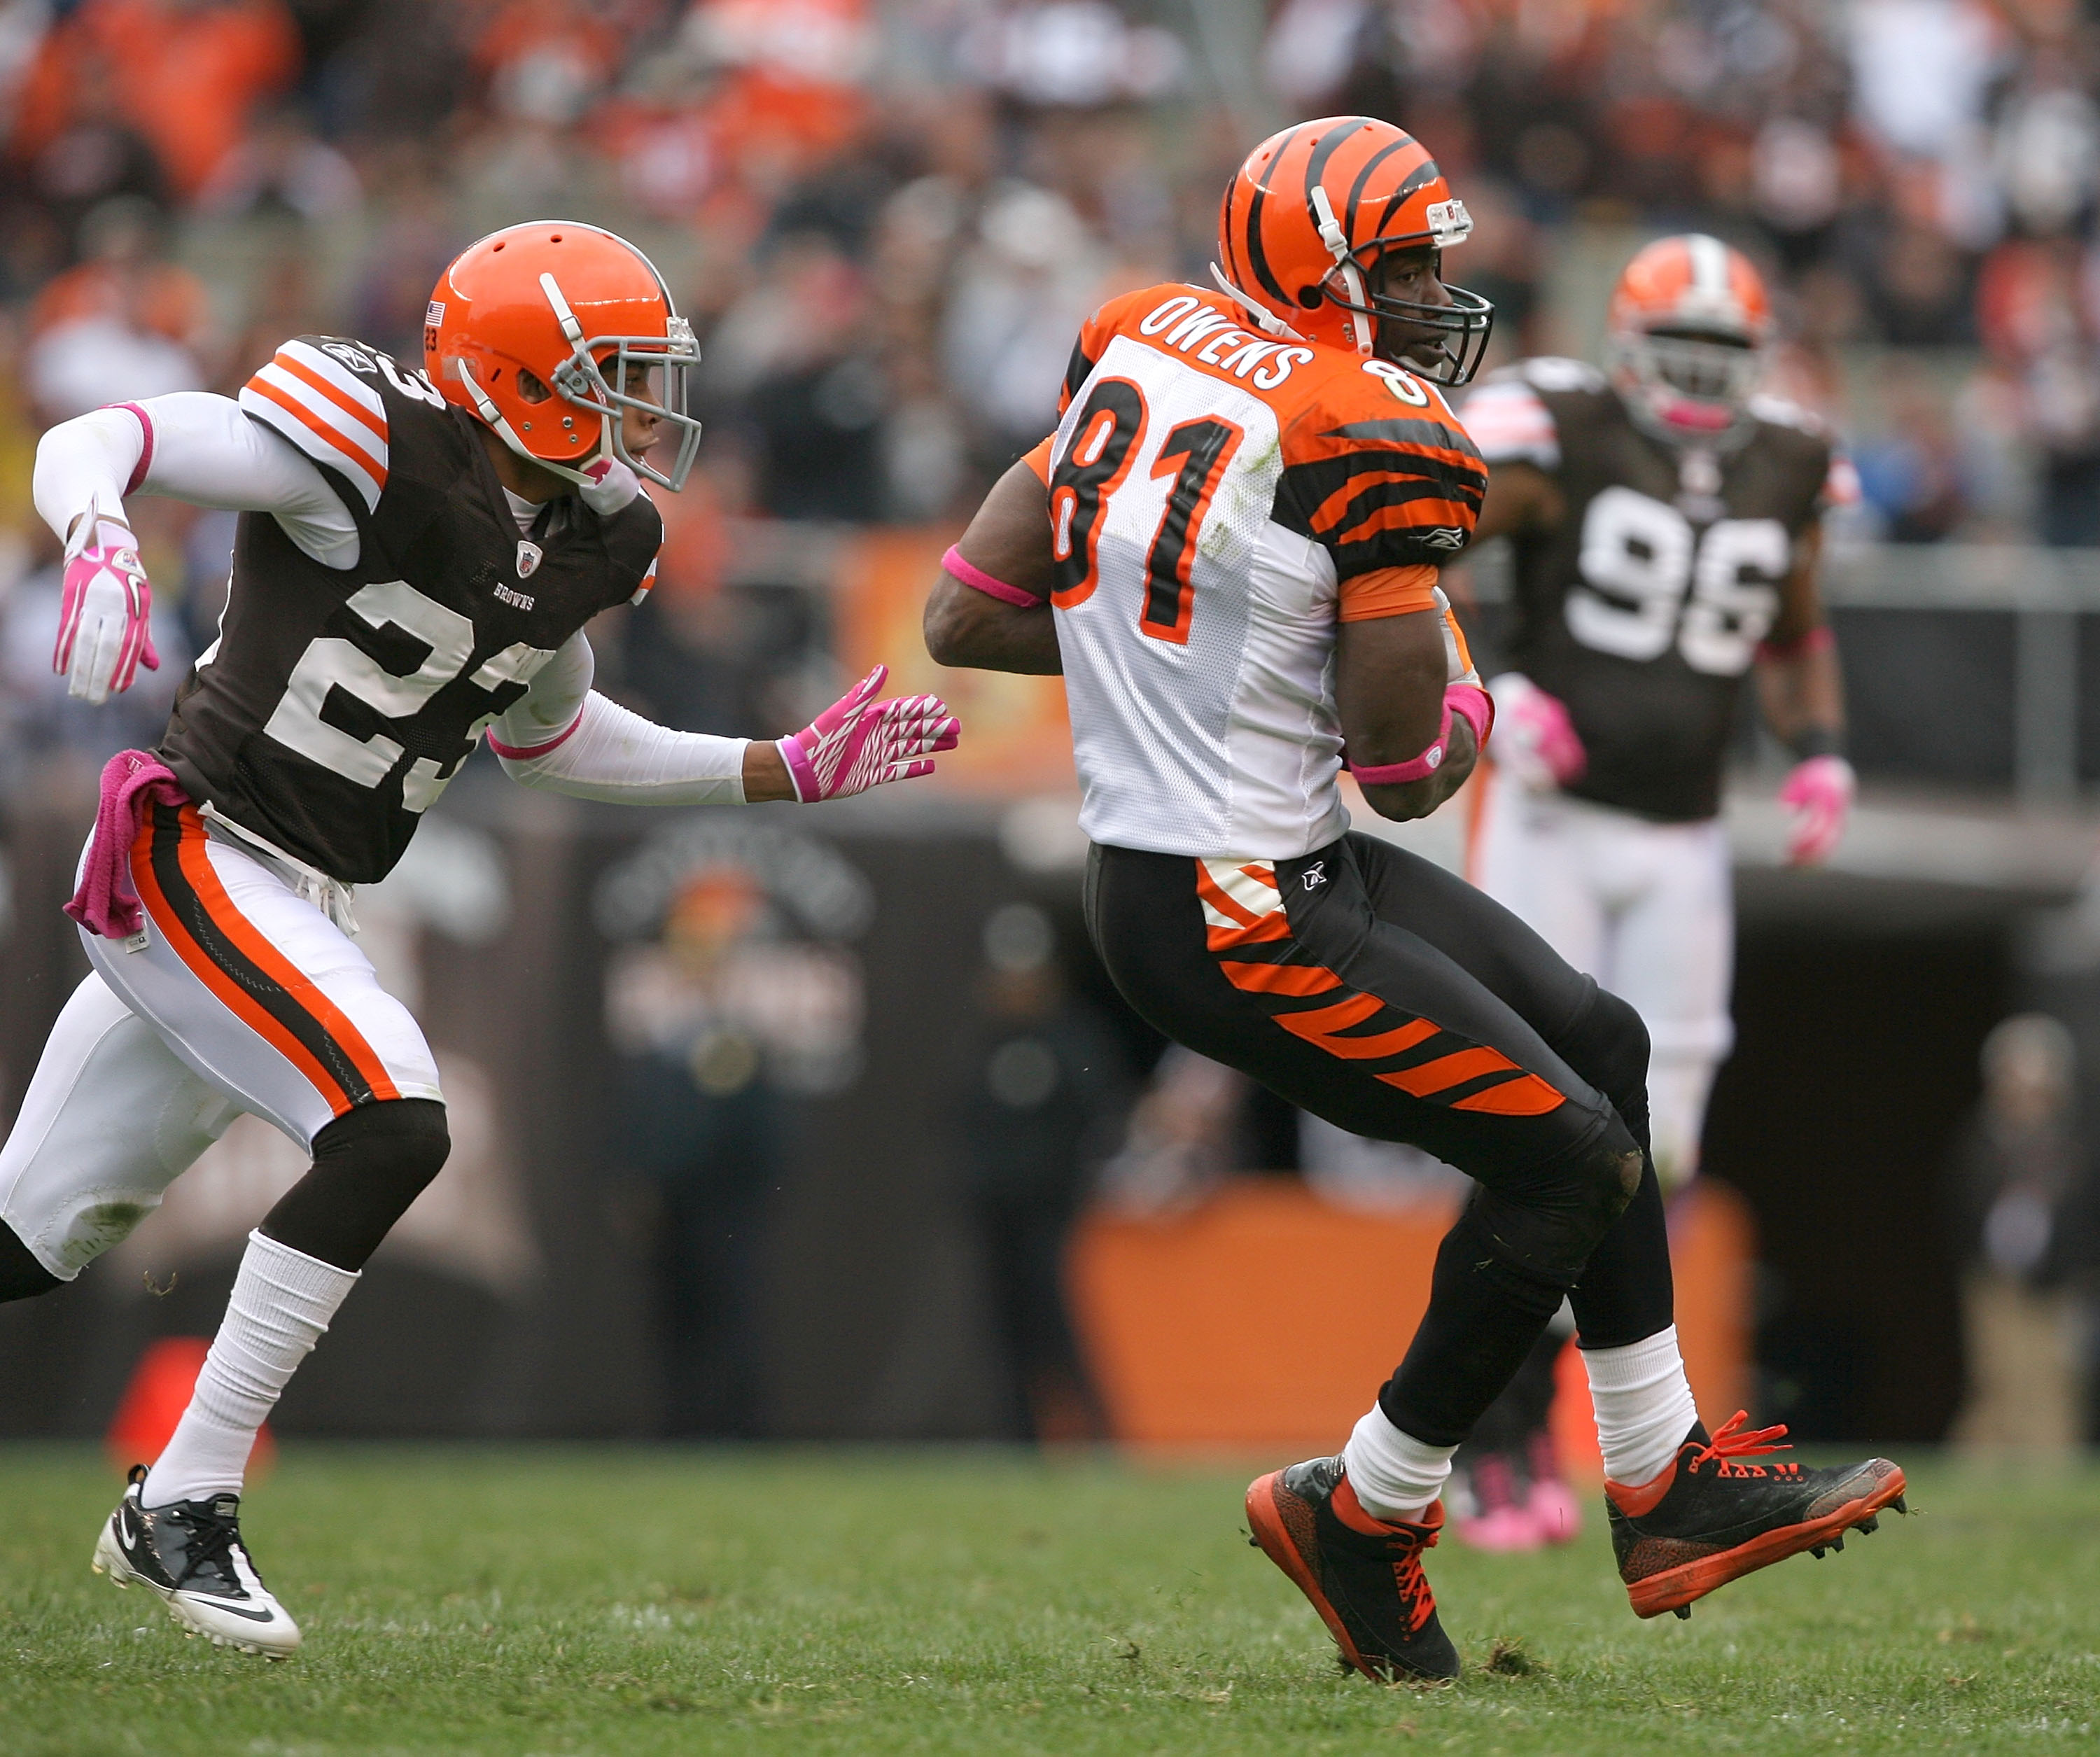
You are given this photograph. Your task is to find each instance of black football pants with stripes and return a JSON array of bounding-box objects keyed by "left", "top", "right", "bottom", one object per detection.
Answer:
[{"left": 1084, "top": 832, "right": 1675, "bottom": 1448}]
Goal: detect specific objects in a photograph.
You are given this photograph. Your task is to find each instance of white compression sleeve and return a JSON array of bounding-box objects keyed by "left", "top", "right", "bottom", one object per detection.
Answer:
[
  {"left": 489, "top": 635, "right": 748, "bottom": 805},
  {"left": 33, "top": 393, "right": 360, "bottom": 569}
]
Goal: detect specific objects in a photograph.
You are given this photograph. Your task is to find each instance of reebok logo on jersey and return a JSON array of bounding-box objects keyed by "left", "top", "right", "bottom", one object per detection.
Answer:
[
  {"left": 1303, "top": 862, "right": 1326, "bottom": 891},
  {"left": 1422, "top": 528, "right": 1467, "bottom": 551},
  {"left": 516, "top": 540, "right": 543, "bottom": 580}
]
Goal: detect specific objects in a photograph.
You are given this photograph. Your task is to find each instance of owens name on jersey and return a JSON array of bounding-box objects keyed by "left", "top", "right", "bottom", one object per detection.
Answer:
[
  {"left": 1048, "top": 284, "right": 1487, "bottom": 860},
  {"left": 164, "top": 336, "right": 662, "bottom": 884},
  {"left": 1463, "top": 358, "right": 1836, "bottom": 822}
]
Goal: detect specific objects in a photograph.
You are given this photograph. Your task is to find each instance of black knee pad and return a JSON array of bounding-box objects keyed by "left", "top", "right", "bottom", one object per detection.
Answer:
[
  {"left": 0, "top": 1221, "right": 62, "bottom": 1303},
  {"left": 1559, "top": 983, "right": 1653, "bottom": 1154},
  {"left": 260, "top": 1097, "right": 451, "bottom": 1272},
  {"left": 1469, "top": 1118, "right": 1645, "bottom": 1296}
]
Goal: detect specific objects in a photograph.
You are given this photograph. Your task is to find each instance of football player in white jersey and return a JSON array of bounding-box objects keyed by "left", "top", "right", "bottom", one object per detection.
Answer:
[
  {"left": 927, "top": 120, "right": 1903, "bottom": 1680},
  {"left": 1447, "top": 234, "right": 1854, "bottom": 1548},
  {"left": 0, "top": 222, "right": 958, "bottom": 1656}
]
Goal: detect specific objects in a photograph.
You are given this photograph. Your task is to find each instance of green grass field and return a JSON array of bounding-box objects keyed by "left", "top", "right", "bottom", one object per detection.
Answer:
[{"left": 1, "top": 1445, "right": 2095, "bottom": 1755}]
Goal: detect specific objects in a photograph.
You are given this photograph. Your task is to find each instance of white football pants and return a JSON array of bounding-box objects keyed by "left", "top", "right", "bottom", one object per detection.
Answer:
[
  {"left": 0, "top": 803, "right": 440, "bottom": 1280},
  {"left": 1470, "top": 768, "right": 1733, "bottom": 1188}
]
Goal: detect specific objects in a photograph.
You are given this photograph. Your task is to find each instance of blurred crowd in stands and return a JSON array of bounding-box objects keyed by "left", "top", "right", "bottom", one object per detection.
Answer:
[{"left": 0, "top": 0, "right": 2094, "bottom": 788}]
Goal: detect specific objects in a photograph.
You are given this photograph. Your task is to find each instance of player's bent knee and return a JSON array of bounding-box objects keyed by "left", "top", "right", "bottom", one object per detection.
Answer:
[
  {"left": 1472, "top": 1118, "right": 1645, "bottom": 1292},
  {"left": 0, "top": 1220, "right": 64, "bottom": 1303},
  {"left": 1560, "top": 983, "right": 1650, "bottom": 1107},
  {"left": 258, "top": 1097, "right": 451, "bottom": 1273}
]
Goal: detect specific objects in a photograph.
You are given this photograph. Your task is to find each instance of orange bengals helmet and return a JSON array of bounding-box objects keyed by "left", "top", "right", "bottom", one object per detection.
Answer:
[
  {"left": 1214, "top": 115, "right": 1494, "bottom": 384},
  {"left": 1607, "top": 234, "right": 1773, "bottom": 442},
  {"left": 425, "top": 223, "right": 704, "bottom": 491}
]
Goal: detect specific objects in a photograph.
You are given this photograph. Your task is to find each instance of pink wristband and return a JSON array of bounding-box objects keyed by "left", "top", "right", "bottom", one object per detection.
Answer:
[
  {"left": 1757, "top": 623, "right": 1835, "bottom": 662},
  {"left": 942, "top": 545, "right": 1042, "bottom": 610},
  {"left": 1446, "top": 682, "right": 1493, "bottom": 752},
  {"left": 1348, "top": 685, "right": 1494, "bottom": 786}
]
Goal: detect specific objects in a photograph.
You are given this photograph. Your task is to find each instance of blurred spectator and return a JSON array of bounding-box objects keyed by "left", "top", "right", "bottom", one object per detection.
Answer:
[
  {"left": 195, "top": 102, "right": 358, "bottom": 221},
  {"left": 12, "top": 0, "right": 300, "bottom": 201},
  {"left": 706, "top": 230, "right": 888, "bottom": 520},
  {"left": 1977, "top": 236, "right": 2100, "bottom": 545},
  {"left": 1098, "top": 1046, "right": 1247, "bottom": 1218},
  {"left": 954, "top": 902, "right": 1126, "bottom": 1441},
  {"left": 1944, "top": 1014, "right": 2097, "bottom": 1450},
  {"left": 23, "top": 196, "right": 207, "bottom": 419},
  {"left": 1852, "top": 358, "right": 1967, "bottom": 542},
  {"left": 940, "top": 182, "right": 1110, "bottom": 475}
]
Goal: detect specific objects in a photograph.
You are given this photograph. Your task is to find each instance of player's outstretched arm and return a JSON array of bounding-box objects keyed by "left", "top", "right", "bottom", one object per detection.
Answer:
[
  {"left": 924, "top": 458, "right": 1060, "bottom": 675},
  {"left": 490, "top": 636, "right": 958, "bottom": 806},
  {"left": 34, "top": 393, "right": 358, "bottom": 704},
  {"left": 1754, "top": 519, "right": 1852, "bottom": 864},
  {"left": 1336, "top": 606, "right": 1487, "bottom": 822}
]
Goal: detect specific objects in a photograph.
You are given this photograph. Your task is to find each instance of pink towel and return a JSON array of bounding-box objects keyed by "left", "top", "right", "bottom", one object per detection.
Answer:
[{"left": 65, "top": 750, "right": 188, "bottom": 939}]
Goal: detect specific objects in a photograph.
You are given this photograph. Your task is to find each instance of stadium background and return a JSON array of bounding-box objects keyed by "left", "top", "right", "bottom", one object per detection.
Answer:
[{"left": 0, "top": 0, "right": 2094, "bottom": 1456}]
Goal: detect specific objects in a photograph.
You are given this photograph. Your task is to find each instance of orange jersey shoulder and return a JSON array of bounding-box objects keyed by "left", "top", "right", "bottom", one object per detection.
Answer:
[
  {"left": 1056, "top": 284, "right": 1488, "bottom": 578},
  {"left": 1268, "top": 344, "right": 1487, "bottom": 579}
]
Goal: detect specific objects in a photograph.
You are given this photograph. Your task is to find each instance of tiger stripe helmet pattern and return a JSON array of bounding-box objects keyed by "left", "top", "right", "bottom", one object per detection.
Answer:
[
  {"left": 1215, "top": 115, "right": 1494, "bottom": 384},
  {"left": 1606, "top": 234, "right": 1772, "bottom": 442}
]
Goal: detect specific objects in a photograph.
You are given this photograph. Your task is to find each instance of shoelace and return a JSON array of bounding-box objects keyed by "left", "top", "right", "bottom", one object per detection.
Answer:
[
  {"left": 1690, "top": 1409, "right": 1791, "bottom": 1469},
  {"left": 1377, "top": 1521, "right": 1440, "bottom": 1633},
  {"left": 166, "top": 1506, "right": 245, "bottom": 1595}
]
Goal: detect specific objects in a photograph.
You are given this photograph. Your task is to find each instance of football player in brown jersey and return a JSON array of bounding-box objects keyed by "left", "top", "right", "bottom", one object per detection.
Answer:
[
  {"left": 1, "top": 223, "right": 958, "bottom": 1655},
  {"left": 1446, "top": 234, "right": 1854, "bottom": 1551}
]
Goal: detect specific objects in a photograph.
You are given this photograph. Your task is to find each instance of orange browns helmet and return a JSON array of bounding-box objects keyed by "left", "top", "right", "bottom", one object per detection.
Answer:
[
  {"left": 1606, "top": 234, "right": 1773, "bottom": 443},
  {"left": 1214, "top": 115, "right": 1494, "bottom": 384},
  {"left": 425, "top": 223, "right": 704, "bottom": 491}
]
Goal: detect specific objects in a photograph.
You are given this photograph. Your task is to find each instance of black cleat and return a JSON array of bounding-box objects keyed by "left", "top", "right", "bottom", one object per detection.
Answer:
[
  {"left": 1246, "top": 1457, "right": 1460, "bottom": 1682},
  {"left": 1606, "top": 1413, "right": 1907, "bottom": 1620},
  {"left": 92, "top": 1464, "right": 301, "bottom": 1657}
]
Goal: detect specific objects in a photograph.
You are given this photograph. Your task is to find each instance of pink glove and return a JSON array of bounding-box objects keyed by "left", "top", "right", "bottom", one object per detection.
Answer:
[
  {"left": 1488, "top": 673, "right": 1585, "bottom": 790},
  {"left": 54, "top": 511, "right": 157, "bottom": 706},
  {"left": 776, "top": 664, "right": 960, "bottom": 802},
  {"left": 1779, "top": 753, "right": 1854, "bottom": 866}
]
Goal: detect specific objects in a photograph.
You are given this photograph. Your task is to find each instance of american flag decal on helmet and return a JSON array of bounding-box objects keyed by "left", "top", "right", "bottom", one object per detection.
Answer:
[{"left": 425, "top": 300, "right": 444, "bottom": 328}]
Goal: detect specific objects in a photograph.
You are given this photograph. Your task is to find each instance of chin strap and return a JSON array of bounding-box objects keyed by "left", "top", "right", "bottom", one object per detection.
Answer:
[
  {"left": 1208, "top": 263, "right": 1307, "bottom": 341},
  {"left": 1309, "top": 186, "right": 1375, "bottom": 354},
  {"left": 455, "top": 359, "right": 606, "bottom": 488}
]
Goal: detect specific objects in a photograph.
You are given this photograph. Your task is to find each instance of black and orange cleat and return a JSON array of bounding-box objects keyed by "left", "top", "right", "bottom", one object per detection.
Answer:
[
  {"left": 1245, "top": 1457, "right": 1460, "bottom": 1682},
  {"left": 1606, "top": 1411, "right": 1907, "bottom": 1620}
]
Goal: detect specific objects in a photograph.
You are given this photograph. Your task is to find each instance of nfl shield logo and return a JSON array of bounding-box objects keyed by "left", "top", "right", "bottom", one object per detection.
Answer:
[{"left": 516, "top": 540, "right": 543, "bottom": 579}]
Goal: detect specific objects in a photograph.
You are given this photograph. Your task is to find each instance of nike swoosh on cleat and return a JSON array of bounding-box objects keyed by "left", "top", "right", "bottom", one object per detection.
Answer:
[
  {"left": 179, "top": 1595, "right": 277, "bottom": 1623},
  {"left": 117, "top": 1516, "right": 137, "bottom": 1553}
]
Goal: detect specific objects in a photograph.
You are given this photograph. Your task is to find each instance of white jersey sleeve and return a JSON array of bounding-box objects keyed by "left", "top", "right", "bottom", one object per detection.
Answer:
[
  {"left": 489, "top": 631, "right": 749, "bottom": 805},
  {"left": 32, "top": 392, "right": 361, "bottom": 569}
]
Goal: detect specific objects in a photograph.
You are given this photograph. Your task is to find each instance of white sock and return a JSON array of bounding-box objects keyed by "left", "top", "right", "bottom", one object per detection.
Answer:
[
  {"left": 143, "top": 1231, "right": 357, "bottom": 1508},
  {"left": 1583, "top": 1325, "right": 1699, "bottom": 1488},
  {"left": 1341, "top": 1404, "right": 1456, "bottom": 1523}
]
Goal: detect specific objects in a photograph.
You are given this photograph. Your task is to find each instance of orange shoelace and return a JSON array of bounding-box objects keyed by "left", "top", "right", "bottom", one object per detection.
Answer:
[{"left": 1690, "top": 1410, "right": 1791, "bottom": 1467}]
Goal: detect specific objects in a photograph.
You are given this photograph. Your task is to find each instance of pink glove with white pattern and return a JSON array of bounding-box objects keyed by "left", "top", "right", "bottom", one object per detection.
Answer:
[
  {"left": 776, "top": 664, "right": 960, "bottom": 802},
  {"left": 1779, "top": 753, "right": 1854, "bottom": 866},
  {"left": 54, "top": 510, "right": 158, "bottom": 705},
  {"left": 1486, "top": 672, "right": 1586, "bottom": 791}
]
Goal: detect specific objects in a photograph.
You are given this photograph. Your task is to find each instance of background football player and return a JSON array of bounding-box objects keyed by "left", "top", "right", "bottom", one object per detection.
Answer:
[
  {"left": 1448, "top": 234, "right": 1854, "bottom": 1549},
  {"left": 0, "top": 222, "right": 958, "bottom": 1657},
  {"left": 926, "top": 120, "right": 1901, "bottom": 1681}
]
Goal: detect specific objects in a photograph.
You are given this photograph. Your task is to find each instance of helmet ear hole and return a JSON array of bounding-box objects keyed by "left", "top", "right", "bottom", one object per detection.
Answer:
[
  {"left": 1297, "top": 285, "right": 1324, "bottom": 309},
  {"left": 517, "top": 368, "right": 552, "bottom": 405}
]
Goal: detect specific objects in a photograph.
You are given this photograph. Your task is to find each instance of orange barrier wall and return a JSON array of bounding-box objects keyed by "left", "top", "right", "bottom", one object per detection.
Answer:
[{"left": 1070, "top": 1177, "right": 1754, "bottom": 1474}]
